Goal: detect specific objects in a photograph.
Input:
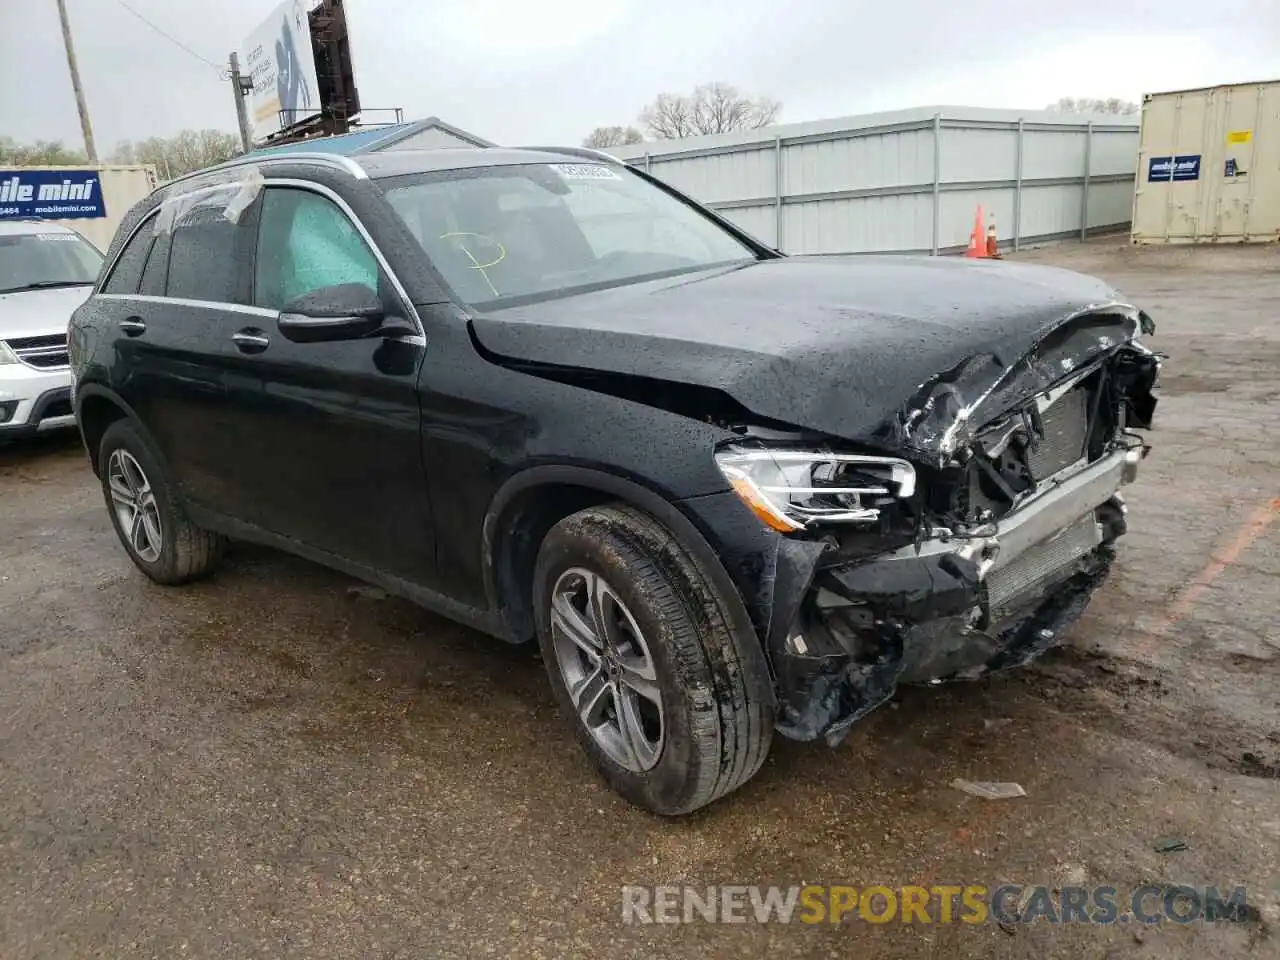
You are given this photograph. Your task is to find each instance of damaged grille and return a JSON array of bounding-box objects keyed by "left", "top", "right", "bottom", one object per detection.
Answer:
[
  {"left": 985, "top": 513, "right": 1101, "bottom": 619},
  {"left": 1026, "top": 387, "right": 1089, "bottom": 480}
]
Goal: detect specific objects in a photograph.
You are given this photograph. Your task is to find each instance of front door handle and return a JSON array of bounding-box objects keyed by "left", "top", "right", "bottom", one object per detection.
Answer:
[
  {"left": 232, "top": 328, "right": 271, "bottom": 354},
  {"left": 119, "top": 317, "right": 147, "bottom": 337}
]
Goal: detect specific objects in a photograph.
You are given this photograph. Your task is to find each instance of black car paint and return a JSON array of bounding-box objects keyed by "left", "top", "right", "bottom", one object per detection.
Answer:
[
  {"left": 71, "top": 150, "right": 1157, "bottom": 745},
  {"left": 470, "top": 255, "right": 1143, "bottom": 459}
]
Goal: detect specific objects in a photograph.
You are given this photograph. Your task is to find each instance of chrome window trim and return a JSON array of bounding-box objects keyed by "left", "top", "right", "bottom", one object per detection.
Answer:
[
  {"left": 92, "top": 177, "right": 424, "bottom": 338},
  {"left": 96, "top": 294, "right": 279, "bottom": 318},
  {"left": 261, "top": 178, "right": 424, "bottom": 336}
]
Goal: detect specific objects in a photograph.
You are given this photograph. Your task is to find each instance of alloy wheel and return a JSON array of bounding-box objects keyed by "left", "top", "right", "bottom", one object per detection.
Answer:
[
  {"left": 106, "top": 449, "right": 164, "bottom": 563},
  {"left": 550, "top": 567, "right": 664, "bottom": 772}
]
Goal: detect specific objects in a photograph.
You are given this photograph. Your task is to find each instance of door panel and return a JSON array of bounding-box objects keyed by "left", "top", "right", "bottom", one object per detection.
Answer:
[
  {"left": 97, "top": 295, "right": 234, "bottom": 508},
  {"left": 219, "top": 183, "right": 436, "bottom": 586},
  {"left": 218, "top": 331, "right": 434, "bottom": 583}
]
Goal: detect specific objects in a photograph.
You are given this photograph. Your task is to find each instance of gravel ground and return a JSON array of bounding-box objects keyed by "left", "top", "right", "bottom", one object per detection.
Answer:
[{"left": 1, "top": 241, "right": 1277, "bottom": 959}]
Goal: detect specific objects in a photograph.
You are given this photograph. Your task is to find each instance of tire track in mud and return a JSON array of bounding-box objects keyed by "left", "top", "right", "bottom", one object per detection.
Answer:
[{"left": 1021, "top": 649, "right": 1280, "bottom": 781}]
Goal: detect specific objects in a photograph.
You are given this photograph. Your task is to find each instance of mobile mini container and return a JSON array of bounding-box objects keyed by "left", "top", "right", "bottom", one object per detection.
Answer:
[{"left": 1132, "top": 80, "right": 1280, "bottom": 244}]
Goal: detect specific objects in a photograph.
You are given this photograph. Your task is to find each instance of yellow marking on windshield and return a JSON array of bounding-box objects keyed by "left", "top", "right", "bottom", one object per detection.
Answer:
[{"left": 439, "top": 231, "right": 505, "bottom": 298}]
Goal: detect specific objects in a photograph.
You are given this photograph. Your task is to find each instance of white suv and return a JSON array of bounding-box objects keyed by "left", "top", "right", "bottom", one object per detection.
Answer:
[{"left": 0, "top": 221, "right": 102, "bottom": 440}]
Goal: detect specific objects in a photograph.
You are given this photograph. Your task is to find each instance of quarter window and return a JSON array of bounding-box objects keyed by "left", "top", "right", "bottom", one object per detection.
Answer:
[
  {"left": 254, "top": 188, "right": 379, "bottom": 310},
  {"left": 102, "top": 220, "right": 155, "bottom": 295}
]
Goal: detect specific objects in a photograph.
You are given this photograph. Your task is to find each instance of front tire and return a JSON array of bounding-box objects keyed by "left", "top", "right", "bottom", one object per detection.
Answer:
[
  {"left": 533, "top": 503, "right": 773, "bottom": 815},
  {"left": 98, "top": 419, "right": 225, "bottom": 585}
]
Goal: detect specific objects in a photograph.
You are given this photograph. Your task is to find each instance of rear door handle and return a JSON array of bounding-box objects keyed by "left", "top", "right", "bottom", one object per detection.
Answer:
[
  {"left": 231, "top": 328, "right": 271, "bottom": 354},
  {"left": 119, "top": 317, "right": 147, "bottom": 337}
]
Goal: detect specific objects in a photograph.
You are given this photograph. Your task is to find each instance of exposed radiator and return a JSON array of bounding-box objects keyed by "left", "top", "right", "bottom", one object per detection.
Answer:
[
  {"left": 1027, "top": 387, "right": 1089, "bottom": 480},
  {"left": 986, "top": 513, "right": 1101, "bottom": 618}
]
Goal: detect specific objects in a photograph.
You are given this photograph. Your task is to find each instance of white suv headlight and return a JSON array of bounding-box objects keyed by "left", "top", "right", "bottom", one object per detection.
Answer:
[
  {"left": 715, "top": 446, "right": 917, "bottom": 532},
  {"left": 0, "top": 340, "right": 19, "bottom": 366}
]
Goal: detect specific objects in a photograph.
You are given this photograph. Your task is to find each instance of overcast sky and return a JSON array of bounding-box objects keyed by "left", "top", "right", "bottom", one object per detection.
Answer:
[{"left": 2, "top": 0, "right": 1276, "bottom": 152}]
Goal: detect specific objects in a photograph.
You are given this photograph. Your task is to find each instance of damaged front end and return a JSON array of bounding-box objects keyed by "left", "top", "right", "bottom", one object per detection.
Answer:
[{"left": 729, "top": 306, "right": 1161, "bottom": 744}]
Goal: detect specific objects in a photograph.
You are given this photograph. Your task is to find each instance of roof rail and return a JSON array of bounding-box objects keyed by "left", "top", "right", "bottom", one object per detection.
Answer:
[
  {"left": 516, "top": 145, "right": 622, "bottom": 164},
  {"left": 161, "top": 151, "right": 368, "bottom": 191}
]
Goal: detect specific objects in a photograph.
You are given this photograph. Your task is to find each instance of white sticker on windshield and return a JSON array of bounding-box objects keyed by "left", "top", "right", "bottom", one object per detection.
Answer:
[
  {"left": 36, "top": 233, "right": 79, "bottom": 241},
  {"left": 550, "top": 163, "right": 621, "bottom": 180}
]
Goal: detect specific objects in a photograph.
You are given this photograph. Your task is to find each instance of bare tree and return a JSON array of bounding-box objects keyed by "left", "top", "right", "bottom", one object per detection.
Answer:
[
  {"left": 1047, "top": 97, "right": 1139, "bottom": 116},
  {"left": 0, "top": 137, "right": 88, "bottom": 165},
  {"left": 582, "top": 125, "right": 644, "bottom": 148},
  {"left": 109, "top": 129, "right": 241, "bottom": 179},
  {"left": 640, "top": 92, "right": 698, "bottom": 140},
  {"left": 639, "top": 83, "right": 782, "bottom": 140}
]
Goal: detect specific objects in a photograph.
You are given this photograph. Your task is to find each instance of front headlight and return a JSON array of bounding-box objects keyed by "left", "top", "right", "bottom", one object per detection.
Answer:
[
  {"left": 0, "top": 340, "right": 19, "bottom": 366},
  {"left": 715, "top": 446, "right": 916, "bottom": 532}
]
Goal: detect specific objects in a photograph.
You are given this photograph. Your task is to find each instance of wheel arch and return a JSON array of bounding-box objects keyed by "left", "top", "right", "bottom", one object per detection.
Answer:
[
  {"left": 482, "top": 466, "right": 759, "bottom": 657},
  {"left": 75, "top": 384, "right": 138, "bottom": 475}
]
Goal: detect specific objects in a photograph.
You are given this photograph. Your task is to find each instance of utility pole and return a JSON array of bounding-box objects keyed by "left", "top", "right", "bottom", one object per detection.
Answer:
[
  {"left": 55, "top": 0, "right": 98, "bottom": 162},
  {"left": 229, "top": 52, "right": 254, "bottom": 153}
]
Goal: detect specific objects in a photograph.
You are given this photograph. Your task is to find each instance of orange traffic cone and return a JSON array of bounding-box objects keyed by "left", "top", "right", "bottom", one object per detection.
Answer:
[
  {"left": 965, "top": 205, "right": 986, "bottom": 258},
  {"left": 985, "top": 215, "right": 1000, "bottom": 259}
]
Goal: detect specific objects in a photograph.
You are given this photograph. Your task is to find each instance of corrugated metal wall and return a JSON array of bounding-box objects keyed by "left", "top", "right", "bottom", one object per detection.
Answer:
[{"left": 611, "top": 108, "right": 1140, "bottom": 255}]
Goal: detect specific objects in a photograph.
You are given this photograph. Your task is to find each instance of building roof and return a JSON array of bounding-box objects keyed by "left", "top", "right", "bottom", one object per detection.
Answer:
[{"left": 246, "top": 116, "right": 495, "bottom": 160}]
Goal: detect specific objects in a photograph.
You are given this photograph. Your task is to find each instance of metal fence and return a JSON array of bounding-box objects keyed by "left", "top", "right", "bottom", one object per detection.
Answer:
[{"left": 611, "top": 107, "right": 1141, "bottom": 256}]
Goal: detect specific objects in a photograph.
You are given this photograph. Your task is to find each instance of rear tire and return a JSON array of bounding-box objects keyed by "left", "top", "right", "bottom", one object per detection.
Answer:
[
  {"left": 533, "top": 503, "right": 773, "bottom": 815},
  {"left": 98, "top": 418, "right": 225, "bottom": 585}
]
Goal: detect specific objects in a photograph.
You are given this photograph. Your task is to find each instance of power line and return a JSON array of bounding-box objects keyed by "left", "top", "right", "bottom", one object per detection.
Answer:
[{"left": 109, "top": 0, "right": 224, "bottom": 72}]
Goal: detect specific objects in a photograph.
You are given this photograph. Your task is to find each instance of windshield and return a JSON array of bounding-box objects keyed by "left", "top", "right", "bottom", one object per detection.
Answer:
[
  {"left": 0, "top": 231, "right": 103, "bottom": 294},
  {"left": 380, "top": 162, "right": 758, "bottom": 308}
]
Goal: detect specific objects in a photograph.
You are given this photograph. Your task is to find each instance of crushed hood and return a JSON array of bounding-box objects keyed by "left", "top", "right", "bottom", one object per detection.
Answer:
[
  {"left": 470, "top": 256, "right": 1150, "bottom": 464},
  {"left": 0, "top": 285, "right": 92, "bottom": 340}
]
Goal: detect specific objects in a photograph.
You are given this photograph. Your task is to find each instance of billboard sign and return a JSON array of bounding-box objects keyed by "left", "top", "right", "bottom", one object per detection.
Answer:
[
  {"left": 241, "top": 0, "right": 321, "bottom": 142},
  {"left": 0, "top": 170, "right": 106, "bottom": 220}
]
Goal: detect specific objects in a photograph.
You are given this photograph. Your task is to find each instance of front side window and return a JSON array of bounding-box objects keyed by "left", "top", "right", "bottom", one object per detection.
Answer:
[
  {"left": 380, "top": 162, "right": 757, "bottom": 308},
  {"left": 254, "top": 188, "right": 379, "bottom": 310},
  {"left": 0, "top": 230, "right": 102, "bottom": 295}
]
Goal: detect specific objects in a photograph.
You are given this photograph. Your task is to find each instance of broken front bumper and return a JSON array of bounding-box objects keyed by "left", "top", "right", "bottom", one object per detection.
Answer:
[{"left": 745, "top": 444, "right": 1142, "bottom": 744}]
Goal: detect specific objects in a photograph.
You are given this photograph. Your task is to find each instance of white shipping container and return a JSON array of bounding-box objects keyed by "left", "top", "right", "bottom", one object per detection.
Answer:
[
  {"left": 1132, "top": 80, "right": 1280, "bottom": 244},
  {"left": 1, "top": 165, "right": 158, "bottom": 253}
]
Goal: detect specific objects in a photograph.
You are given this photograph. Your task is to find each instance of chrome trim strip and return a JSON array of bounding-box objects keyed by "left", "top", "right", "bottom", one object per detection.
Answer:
[
  {"left": 280, "top": 313, "right": 362, "bottom": 327},
  {"left": 96, "top": 294, "right": 280, "bottom": 318}
]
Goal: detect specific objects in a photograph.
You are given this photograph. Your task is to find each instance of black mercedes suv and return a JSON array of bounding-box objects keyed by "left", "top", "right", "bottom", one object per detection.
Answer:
[{"left": 69, "top": 146, "right": 1160, "bottom": 815}]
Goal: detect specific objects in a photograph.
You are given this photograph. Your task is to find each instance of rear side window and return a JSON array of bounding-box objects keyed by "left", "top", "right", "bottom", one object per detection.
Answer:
[
  {"left": 165, "top": 194, "right": 254, "bottom": 304},
  {"left": 102, "top": 218, "right": 156, "bottom": 295}
]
